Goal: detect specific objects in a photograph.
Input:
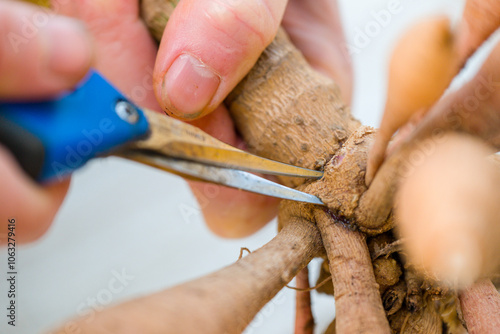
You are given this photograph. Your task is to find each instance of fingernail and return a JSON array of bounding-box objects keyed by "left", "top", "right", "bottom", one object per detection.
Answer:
[
  {"left": 45, "top": 17, "right": 94, "bottom": 78},
  {"left": 162, "top": 54, "right": 220, "bottom": 117}
]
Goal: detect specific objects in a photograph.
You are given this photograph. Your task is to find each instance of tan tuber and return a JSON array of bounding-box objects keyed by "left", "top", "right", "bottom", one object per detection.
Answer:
[
  {"left": 396, "top": 133, "right": 500, "bottom": 287},
  {"left": 366, "top": 16, "right": 459, "bottom": 185},
  {"left": 456, "top": 0, "right": 500, "bottom": 62}
]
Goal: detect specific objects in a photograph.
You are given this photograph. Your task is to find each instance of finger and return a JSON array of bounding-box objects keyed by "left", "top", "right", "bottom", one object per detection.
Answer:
[
  {"left": 185, "top": 105, "right": 280, "bottom": 237},
  {"left": 0, "top": 0, "right": 93, "bottom": 99},
  {"left": 188, "top": 180, "right": 279, "bottom": 238},
  {"left": 154, "top": 0, "right": 288, "bottom": 119},
  {"left": 54, "top": 0, "right": 281, "bottom": 236},
  {"left": 456, "top": 0, "right": 500, "bottom": 63},
  {"left": 395, "top": 133, "right": 500, "bottom": 288},
  {"left": 51, "top": 0, "right": 160, "bottom": 111},
  {"left": 0, "top": 145, "right": 69, "bottom": 244},
  {"left": 282, "top": 0, "right": 352, "bottom": 104}
]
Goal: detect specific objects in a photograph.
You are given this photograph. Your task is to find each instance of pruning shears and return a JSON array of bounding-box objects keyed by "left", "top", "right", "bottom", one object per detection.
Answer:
[{"left": 0, "top": 70, "right": 325, "bottom": 205}]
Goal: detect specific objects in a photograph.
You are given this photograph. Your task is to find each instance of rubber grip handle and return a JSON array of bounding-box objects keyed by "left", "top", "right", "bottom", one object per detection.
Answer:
[{"left": 0, "top": 70, "right": 150, "bottom": 182}]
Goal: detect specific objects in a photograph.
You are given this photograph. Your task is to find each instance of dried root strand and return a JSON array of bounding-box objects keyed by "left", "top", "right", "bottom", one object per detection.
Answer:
[
  {"left": 405, "top": 267, "right": 424, "bottom": 313},
  {"left": 368, "top": 232, "right": 397, "bottom": 259},
  {"left": 294, "top": 267, "right": 315, "bottom": 334},
  {"left": 238, "top": 247, "right": 251, "bottom": 260},
  {"left": 373, "top": 240, "right": 405, "bottom": 260}
]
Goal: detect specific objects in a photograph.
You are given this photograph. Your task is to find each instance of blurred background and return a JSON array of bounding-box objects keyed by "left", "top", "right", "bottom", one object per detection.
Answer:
[{"left": 3, "top": 0, "right": 497, "bottom": 332}]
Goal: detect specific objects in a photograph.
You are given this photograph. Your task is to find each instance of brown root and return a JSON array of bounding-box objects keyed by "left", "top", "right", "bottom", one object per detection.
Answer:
[
  {"left": 140, "top": 0, "right": 179, "bottom": 42},
  {"left": 238, "top": 247, "right": 251, "bottom": 260},
  {"left": 316, "top": 258, "right": 334, "bottom": 296},
  {"left": 315, "top": 208, "right": 390, "bottom": 333},
  {"left": 226, "top": 28, "right": 361, "bottom": 189},
  {"left": 388, "top": 302, "right": 442, "bottom": 334},
  {"left": 382, "top": 279, "right": 406, "bottom": 316},
  {"left": 294, "top": 267, "right": 315, "bottom": 334},
  {"left": 52, "top": 218, "right": 322, "bottom": 334},
  {"left": 459, "top": 279, "right": 500, "bottom": 333},
  {"left": 368, "top": 232, "right": 396, "bottom": 259},
  {"left": 405, "top": 267, "right": 424, "bottom": 313},
  {"left": 372, "top": 239, "right": 405, "bottom": 260},
  {"left": 373, "top": 257, "right": 403, "bottom": 293},
  {"left": 87, "top": 3, "right": 474, "bottom": 333},
  {"left": 324, "top": 318, "right": 337, "bottom": 334}
]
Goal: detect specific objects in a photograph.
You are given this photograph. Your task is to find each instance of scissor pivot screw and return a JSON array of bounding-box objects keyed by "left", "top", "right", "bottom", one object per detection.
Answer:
[{"left": 115, "top": 100, "right": 139, "bottom": 124}]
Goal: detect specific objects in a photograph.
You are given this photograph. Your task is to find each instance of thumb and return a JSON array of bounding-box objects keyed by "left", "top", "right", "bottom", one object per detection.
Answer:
[
  {"left": 0, "top": 0, "right": 94, "bottom": 99},
  {"left": 154, "top": 0, "right": 287, "bottom": 119}
]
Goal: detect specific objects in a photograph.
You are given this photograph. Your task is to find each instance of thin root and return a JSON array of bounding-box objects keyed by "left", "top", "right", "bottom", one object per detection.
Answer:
[
  {"left": 287, "top": 275, "right": 333, "bottom": 292},
  {"left": 238, "top": 247, "right": 252, "bottom": 260},
  {"left": 372, "top": 239, "right": 405, "bottom": 260}
]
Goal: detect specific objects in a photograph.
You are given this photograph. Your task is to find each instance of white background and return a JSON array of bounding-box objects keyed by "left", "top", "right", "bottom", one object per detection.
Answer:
[{"left": 4, "top": 0, "right": 496, "bottom": 333}]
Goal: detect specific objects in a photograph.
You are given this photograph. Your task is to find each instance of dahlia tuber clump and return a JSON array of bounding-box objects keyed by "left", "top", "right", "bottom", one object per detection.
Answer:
[{"left": 52, "top": 1, "right": 500, "bottom": 333}]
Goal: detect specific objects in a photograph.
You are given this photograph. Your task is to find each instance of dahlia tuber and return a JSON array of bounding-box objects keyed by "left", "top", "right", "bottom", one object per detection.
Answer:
[
  {"left": 366, "top": 16, "right": 459, "bottom": 185},
  {"left": 396, "top": 133, "right": 500, "bottom": 287}
]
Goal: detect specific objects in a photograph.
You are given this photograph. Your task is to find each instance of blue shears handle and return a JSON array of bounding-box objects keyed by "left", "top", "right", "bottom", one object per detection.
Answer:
[{"left": 0, "top": 70, "right": 150, "bottom": 182}]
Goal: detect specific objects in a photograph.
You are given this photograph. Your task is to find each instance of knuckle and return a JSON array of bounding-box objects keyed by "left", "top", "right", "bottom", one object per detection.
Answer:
[{"left": 203, "top": 0, "right": 278, "bottom": 48}]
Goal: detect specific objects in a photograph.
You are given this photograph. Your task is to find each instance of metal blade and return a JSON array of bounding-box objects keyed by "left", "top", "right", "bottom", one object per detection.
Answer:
[
  {"left": 164, "top": 142, "right": 324, "bottom": 179},
  {"left": 125, "top": 153, "right": 325, "bottom": 206},
  {"left": 129, "top": 109, "right": 323, "bottom": 179}
]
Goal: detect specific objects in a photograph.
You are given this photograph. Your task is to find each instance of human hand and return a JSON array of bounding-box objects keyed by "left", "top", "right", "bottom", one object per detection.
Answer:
[
  {"left": 152, "top": 0, "right": 352, "bottom": 237},
  {"left": 0, "top": 0, "right": 93, "bottom": 244},
  {"left": 1, "top": 0, "right": 352, "bottom": 242}
]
